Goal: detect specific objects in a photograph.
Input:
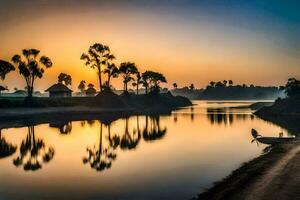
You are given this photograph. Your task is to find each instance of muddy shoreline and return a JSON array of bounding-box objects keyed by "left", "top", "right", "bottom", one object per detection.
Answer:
[{"left": 196, "top": 142, "right": 300, "bottom": 200}]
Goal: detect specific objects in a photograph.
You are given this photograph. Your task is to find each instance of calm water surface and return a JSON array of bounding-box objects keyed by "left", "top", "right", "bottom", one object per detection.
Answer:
[{"left": 0, "top": 101, "right": 288, "bottom": 200}]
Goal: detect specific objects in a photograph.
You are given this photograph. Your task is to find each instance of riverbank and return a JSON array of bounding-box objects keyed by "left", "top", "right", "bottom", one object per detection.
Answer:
[
  {"left": 0, "top": 92, "right": 192, "bottom": 128},
  {"left": 255, "top": 96, "right": 300, "bottom": 134},
  {"left": 197, "top": 141, "right": 300, "bottom": 200}
]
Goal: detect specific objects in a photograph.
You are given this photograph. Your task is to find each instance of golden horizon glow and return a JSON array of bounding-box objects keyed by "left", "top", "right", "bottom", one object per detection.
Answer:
[{"left": 0, "top": 3, "right": 299, "bottom": 91}]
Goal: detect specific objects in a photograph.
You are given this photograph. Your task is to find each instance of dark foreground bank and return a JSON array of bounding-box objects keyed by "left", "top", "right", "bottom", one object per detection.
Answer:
[{"left": 196, "top": 142, "right": 300, "bottom": 200}]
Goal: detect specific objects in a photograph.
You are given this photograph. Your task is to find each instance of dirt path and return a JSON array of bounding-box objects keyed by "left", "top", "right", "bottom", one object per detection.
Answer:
[{"left": 244, "top": 142, "right": 300, "bottom": 200}]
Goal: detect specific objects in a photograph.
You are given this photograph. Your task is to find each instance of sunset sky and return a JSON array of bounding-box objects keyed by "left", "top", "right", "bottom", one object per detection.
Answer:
[{"left": 0, "top": 0, "right": 300, "bottom": 91}]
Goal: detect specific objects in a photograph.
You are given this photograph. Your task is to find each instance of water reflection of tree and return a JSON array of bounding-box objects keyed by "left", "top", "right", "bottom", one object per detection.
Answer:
[
  {"left": 83, "top": 122, "right": 117, "bottom": 171},
  {"left": 13, "top": 126, "right": 55, "bottom": 171},
  {"left": 206, "top": 108, "right": 253, "bottom": 125},
  {"left": 50, "top": 121, "right": 72, "bottom": 134},
  {"left": 120, "top": 117, "right": 141, "bottom": 150},
  {"left": 0, "top": 129, "right": 17, "bottom": 159},
  {"left": 143, "top": 115, "right": 167, "bottom": 141}
]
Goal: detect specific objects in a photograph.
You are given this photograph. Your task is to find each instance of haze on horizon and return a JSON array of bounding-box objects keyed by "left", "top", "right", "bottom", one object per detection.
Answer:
[{"left": 0, "top": 0, "right": 300, "bottom": 91}]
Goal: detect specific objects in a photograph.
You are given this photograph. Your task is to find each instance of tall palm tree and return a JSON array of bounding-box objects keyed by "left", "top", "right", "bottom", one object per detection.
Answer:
[
  {"left": 11, "top": 49, "right": 52, "bottom": 98},
  {"left": 103, "top": 63, "right": 119, "bottom": 91},
  {"left": 132, "top": 71, "right": 143, "bottom": 95},
  {"left": 81, "top": 43, "right": 115, "bottom": 92},
  {"left": 119, "top": 62, "right": 138, "bottom": 94}
]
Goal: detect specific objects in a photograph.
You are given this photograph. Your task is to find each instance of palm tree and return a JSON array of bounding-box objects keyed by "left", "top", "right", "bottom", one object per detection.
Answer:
[
  {"left": 11, "top": 49, "right": 53, "bottom": 98},
  {"left": 103, "top": 63, "right": 119, "bottom": 91},
  {"left": 228, "top": 80, "right": 233, "bottom": 86},
  {"left": 0, "top": 59, "right": 15, "bottom": 80},
  {"left": 132, "top": 71, "right": 143, "bottom": 95},
  {"left": 119, "top": 62, "right": 138, "bottom": 94},
  {"left": 142, "top": 71, "right": 167, "bottom": 94},
  {"left": 142, "top": 72, "right": 150, "bottom": 94},
  {"left": 81, "top": 43, "right": 115, "bottom": 92},
  {"left": 58, "top": 73, "right": 72, "bottom": 86}
]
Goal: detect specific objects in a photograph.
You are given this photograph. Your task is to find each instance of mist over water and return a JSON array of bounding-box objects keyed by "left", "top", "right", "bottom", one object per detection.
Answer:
[{"left": 0, "top": 101, "right": 289, "bottom": 200}]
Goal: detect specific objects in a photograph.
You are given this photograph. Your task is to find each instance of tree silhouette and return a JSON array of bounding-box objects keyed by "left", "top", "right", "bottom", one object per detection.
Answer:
[
  {"left": 142, "top": 72, "right": 150, "bottom": 94},
  {"left": 228, "top": 80, "right": 233, "bottom": 86},
  {"left": 103, "top": 63, "right": 119, "bottom": 91},
  {"left": 0, "top": 59, "right": 15, "bottom": 80},
  {"left": 11, "top": 49, "right": 52, "bottom": 98},
  {"left": 13, "top": 126, "right": 55, "bottom": 171},
  {"left": 0, "top": 129, "right": 17, "bottom": 159},
  {"left": 120, "top": 118, "right": 141, "bottom": 150},
  {"left": 189, "top": 84, "right": 195, "bottom": 91},
  {"left": 0, "top": 85, "right": 8, "bottom": 96},
  {"left": 86, "top": 83, "right": 97, "bottom": 96},
  {"left": 142, "top": 71, "right": 167, "bottom": 94},
  {"left": 58, "top": 73, "right": 72, "bottom": 86},
  {"left": 119, "top": 62, "right": 138, "bottom": 94},
  {"left": 173, "top": 83, "right": 178, "bottom": 89},
  {"left": 81, "top": 43, "right": 115, "bottom": 92},
  {"left": 132, "top": 71, "right": 143, "bottom": 95},
  {"left": 143, "top": 115, "right": 167, "bottom": 141},
  {"left": 83, "top": 122, "right": 117, "bottom": 171},
  {"left": 107, "top": 123, "right": 120, "bottom": 149},
  {"left": 284, "top": 78, "right": 300, "bottom": 97},
  {"left": 78, "top": 80, "right": 86, "bottom": 94}
]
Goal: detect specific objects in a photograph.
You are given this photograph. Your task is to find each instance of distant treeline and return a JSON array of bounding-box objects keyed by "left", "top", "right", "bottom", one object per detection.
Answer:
[{"left": 171, "top": 80, "right": 285, "bottom": 100}]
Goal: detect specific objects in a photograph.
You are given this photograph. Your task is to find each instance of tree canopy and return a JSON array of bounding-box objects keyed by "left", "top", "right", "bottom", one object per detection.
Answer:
[
  {"left": 58, "top": 73, "right": 72, "bottom": 86},
  {"left": 11, "top": 49, "right": 52, "bottom": 98},
  {"left": 0, "top": 60, "right": 15, "bottom": 80}
]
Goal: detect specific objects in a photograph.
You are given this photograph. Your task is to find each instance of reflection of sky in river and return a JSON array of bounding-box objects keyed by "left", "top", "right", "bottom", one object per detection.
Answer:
[{"left": 0, "top": 101, "right": 288, "bottom": 200}]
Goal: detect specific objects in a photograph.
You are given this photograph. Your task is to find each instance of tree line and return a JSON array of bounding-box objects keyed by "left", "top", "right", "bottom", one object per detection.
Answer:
[{"left": 0, "top": 43, "right": 167, "bottom": 98}]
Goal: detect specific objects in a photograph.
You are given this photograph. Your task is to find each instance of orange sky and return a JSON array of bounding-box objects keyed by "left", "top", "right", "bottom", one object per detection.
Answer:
[{"left": 0, "top": 1, "right": 299, "bottom": 91}]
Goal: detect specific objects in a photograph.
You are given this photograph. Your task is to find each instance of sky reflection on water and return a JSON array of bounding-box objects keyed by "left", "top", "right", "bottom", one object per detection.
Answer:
[{"left": 0, "top": 101, "right": 289, "bottom": 200}]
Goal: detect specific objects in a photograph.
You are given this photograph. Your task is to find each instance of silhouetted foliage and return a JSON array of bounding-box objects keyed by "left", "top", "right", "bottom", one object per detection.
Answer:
[
  {"left": 0, "top": 130, "right": 17, "bottom": 159},
  {"left": 283, "top": 78, "right": 300, "bottom": 97},
  {"left": 132, "top": 71, "right": 143, "bottom": 95},
  {"left": 58, "top": 73, "right": 72, "bottom": 86},
  {"left": 83, "top": 122, "right": 117, "bottom": 171},
  {"left": 81, "top": 43, "right": 115, "bottom": 92},
  {"left": 142, "top": 71, "right": 167, "bottom": 94},
  {"left": 11, "top": 49, "right": 53, "bottom": 98},
  {"left": 13, "top": 126, "right": 55, "bottom": 171},
  {"left": 143, "top": 115, "right": 167, "bottom": 141},
  {"left": 78, "top": 80, "right": 86, "bottom": 94},
  {"left": 104, "top": 63, "right": 119, "bottom": 91},
  {"left": 119, "top": 62, "right": 138, "bottom": 94},
  {"left": 0, "top": 59, "right": 15, "bottom": 80},
  {"left": 120, "top": 118, "right": 141, "bottom": 149}
]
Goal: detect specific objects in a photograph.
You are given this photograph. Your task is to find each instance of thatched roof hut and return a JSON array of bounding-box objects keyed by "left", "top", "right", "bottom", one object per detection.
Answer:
[{"left": 45, "top": 83, "right": 72, "bottom": 97}]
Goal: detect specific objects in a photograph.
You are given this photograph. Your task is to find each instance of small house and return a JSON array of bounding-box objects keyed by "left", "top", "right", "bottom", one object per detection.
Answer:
[{"left": 45, "top": 83, "right": 72, "bottom": 97}]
